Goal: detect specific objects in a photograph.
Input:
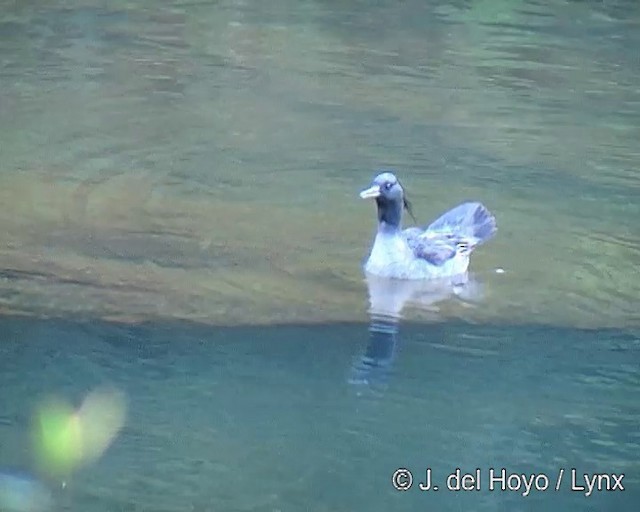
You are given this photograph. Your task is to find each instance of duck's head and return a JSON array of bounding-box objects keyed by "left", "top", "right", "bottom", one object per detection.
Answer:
[{"left": 360, "top": 171, "right": 414, "bottom": 229}]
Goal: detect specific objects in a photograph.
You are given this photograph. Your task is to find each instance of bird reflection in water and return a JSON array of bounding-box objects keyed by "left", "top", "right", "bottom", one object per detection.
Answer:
[{"left": 349, "top": 272, "right": 483, "bottom": 388}]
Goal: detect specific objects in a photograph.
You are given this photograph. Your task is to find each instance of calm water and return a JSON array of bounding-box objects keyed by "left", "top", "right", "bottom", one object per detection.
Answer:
[{"left": 1, "top": 0, "right": 639, "bottom": 510}]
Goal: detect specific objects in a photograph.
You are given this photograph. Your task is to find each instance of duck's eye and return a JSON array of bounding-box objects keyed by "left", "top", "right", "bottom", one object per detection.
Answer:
[{"left": 384, "top": 182, "right": 394, "bottom": 190}]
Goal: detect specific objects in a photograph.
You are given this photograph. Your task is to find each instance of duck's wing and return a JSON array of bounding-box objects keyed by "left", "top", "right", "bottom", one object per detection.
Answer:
[
  {"left": 425, "top": 202, "right": 497, "bottom": 246},
  {"left": 403, "top": 228, "right": 457, "bottom": 265},
  {"left": 403, "top": 202, "right": 497, "bottom": 265}
]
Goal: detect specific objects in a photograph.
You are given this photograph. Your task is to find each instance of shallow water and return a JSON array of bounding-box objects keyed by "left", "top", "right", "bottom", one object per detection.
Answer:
[
  {"left": 1, "top": 0, "right": 639, "bottom": 328},
  {"left": 1, "top": 0, "right": 639, "bottom": 510}
]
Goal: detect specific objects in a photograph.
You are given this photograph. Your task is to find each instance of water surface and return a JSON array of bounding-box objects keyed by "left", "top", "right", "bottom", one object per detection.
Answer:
[
  {"left": 1, "top": 0, "right": 639, "bottom": 510},
  {"left": 2, "top": 317, "right": 639, "bottom": 511},
  {"left": 1, "top": 0, "right": 638, "bottom": 328}
]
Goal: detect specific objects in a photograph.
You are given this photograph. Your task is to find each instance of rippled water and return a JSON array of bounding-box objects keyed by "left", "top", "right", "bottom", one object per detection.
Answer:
[
  {"left": 2, "top": 317, "right": 639, "bottom": 511},
  {"left": 1, "top": 0, "right": 638, "bottom": 328},
  {"left": 1, "top": 0, "right": 639, "bottom": 510}
]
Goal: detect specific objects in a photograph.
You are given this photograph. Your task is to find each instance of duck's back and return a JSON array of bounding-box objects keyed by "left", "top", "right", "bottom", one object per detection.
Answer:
[
  {"left": 425, "top": 201, "right": 497, "bottom": 245},
  {"left": 399, "top": 202, "right": 497, "bottom": 279}
]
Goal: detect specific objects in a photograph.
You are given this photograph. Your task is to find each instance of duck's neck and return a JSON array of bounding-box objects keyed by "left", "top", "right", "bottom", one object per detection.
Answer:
[{"left": 376, "top": 197, "right": 402, "bottom": 234}]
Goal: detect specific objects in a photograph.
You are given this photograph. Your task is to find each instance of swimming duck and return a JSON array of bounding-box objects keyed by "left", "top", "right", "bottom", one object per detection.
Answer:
[{"left": 359, "top": 171, "right": 497, "bottom": 280}]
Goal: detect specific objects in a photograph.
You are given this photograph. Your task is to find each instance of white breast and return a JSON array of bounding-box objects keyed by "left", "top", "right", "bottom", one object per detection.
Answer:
[
  {"left": 364, "top": 231, "right": 471, "bottom": 280},
  {"left": 364, "top": 232, "right": 414, "bottom": 278}
]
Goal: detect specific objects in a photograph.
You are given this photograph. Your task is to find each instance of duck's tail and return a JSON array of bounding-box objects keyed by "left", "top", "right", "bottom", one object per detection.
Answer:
[{"left": 426, "top": 202, "right": 497, "bottom": 247}]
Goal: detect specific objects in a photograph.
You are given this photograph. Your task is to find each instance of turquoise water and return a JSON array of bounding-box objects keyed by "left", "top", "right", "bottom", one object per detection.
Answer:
[
  {"left": 1, "top": 317, "right": 638, "bottom": 511},
  {"left": 1, "top": 0, "right": 639, "bottom": 510}
]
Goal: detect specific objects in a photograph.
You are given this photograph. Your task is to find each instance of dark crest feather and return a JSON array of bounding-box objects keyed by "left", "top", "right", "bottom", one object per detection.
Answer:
[{"left": 398, "top": 179, "right": 417, "bottom": 224}]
